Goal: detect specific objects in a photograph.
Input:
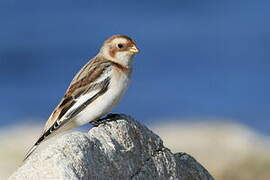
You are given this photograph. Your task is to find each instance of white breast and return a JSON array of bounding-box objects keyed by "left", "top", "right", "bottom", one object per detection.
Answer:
[{"left": 72, "top": 68, "right": 130, "bottom": 126}]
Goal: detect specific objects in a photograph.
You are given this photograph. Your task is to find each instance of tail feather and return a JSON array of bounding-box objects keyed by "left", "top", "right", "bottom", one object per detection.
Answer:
[
  {"left": 23, "top": 118, "right": 74, "bottom": 161},
  {"left": 23, "top": 145, "right": 38, "bottom": 161},
  {"left": 23, "top": 121, "right": 67, "bottom": 161}
]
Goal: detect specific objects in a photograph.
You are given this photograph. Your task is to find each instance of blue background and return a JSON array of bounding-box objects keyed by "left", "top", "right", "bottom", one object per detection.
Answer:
[{"left": 1, "top": 0, "right": 270, "bottom": 134}]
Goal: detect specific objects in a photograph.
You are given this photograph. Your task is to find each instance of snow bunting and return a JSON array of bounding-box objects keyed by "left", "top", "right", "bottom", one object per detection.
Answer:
[{"left": 24, "top": 35, "right": 139, "bottom": 160}]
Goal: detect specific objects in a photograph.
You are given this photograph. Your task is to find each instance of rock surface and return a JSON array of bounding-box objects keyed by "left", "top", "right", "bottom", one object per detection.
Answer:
[{"left": 9, "top": 114, "right": 213, "bottom": 180}]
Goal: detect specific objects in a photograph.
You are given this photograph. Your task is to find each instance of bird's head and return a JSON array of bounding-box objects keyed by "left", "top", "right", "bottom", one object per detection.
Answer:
[{"left": 99, "top": 35, "right": 139, "bottom": 67}]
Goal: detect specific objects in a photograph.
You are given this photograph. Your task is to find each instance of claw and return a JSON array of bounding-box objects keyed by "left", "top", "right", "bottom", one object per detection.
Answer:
[{"left": 90, "top": 113, "right": 122, "bottom": 127}]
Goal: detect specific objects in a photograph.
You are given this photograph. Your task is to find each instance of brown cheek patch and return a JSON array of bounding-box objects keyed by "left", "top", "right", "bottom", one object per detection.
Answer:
[{"left": 109, "top": 46, "right": 117, "bottom": 58}]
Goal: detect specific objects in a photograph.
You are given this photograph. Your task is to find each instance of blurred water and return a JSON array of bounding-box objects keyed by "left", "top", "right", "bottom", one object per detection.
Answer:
[{"left": 0, "top": 0, "right": 270, "bottom": 134}]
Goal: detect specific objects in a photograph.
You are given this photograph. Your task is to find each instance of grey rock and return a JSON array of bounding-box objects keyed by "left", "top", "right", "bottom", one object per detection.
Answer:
[{"left": 9, "top": 114, "right": 214, "bottom": 180}]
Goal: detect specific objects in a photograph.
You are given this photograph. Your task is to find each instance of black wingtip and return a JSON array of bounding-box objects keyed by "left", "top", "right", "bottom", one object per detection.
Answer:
[{"left": 23, "top": 145, "right": 38, "bottom": 162}]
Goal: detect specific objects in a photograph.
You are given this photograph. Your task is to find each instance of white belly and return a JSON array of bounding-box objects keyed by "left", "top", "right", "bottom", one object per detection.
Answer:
[{"left": 72, "top": 70, "right": 130, "bottom": 126}]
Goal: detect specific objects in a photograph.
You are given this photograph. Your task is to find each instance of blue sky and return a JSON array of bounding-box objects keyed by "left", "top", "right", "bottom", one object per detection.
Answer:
[{"left": 0, "top": 0, "right": 270, "bottom": 134}]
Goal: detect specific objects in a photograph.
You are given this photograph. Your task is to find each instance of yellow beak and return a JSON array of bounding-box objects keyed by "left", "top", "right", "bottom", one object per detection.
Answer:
[{"left": 129, "top": 46, "right": 139, "bottom": 53}]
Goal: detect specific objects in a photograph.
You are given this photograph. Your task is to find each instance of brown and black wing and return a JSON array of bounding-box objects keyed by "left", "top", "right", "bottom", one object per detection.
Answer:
[{"left": 23, "top": 59, "right": 112, "bottom": 161}]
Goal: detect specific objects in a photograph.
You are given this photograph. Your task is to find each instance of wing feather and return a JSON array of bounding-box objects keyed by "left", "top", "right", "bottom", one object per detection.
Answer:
[
  {"left": 24, "top": 58, "right": 112, "bottom": 161},
  {"left": 44, "top": 59, "right": 111, "bottom": 131}
]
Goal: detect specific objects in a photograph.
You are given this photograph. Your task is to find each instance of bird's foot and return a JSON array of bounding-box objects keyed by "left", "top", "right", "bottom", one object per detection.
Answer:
[{"left": 91, "top": 113, "right": 123, "bottom": 127}]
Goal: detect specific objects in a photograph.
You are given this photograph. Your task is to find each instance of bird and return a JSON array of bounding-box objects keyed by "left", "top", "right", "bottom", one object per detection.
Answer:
[{"left": 24, "top": 35, "right": 139, "bottom": 161}]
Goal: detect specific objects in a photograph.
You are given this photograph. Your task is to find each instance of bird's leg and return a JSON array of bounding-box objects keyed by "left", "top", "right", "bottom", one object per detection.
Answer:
[{"left": 91, "top": 113, "right": 122, "bottom": 127}]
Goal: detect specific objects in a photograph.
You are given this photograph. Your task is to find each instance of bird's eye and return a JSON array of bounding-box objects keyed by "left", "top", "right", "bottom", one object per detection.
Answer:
[{"left": 117, "top": 44, "right": 124, "bottom": 48}]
